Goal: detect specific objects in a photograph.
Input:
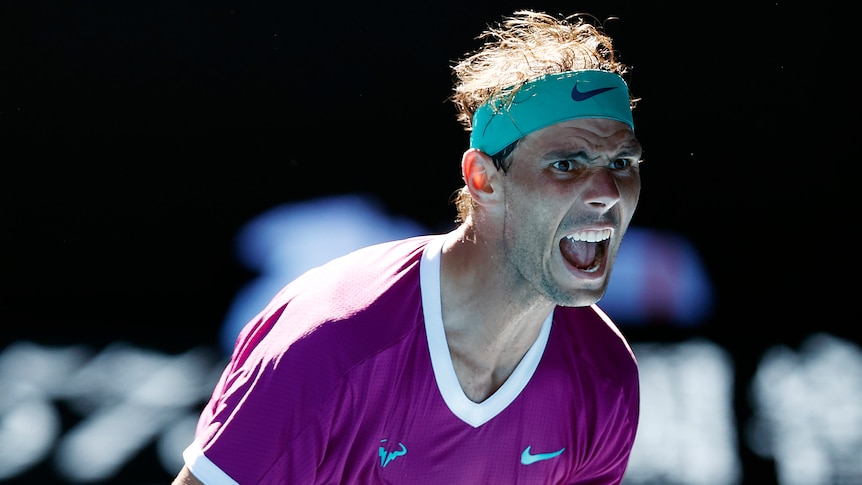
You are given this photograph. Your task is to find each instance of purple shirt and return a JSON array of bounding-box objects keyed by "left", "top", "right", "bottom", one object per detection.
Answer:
[{"left": 183, "top": 233, "right": 639, "bottom": 484}]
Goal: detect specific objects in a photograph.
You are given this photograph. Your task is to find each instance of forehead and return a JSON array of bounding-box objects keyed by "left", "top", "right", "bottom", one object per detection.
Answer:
[{"left": 519, "top": 118, "right": 641, "bottom": 156}]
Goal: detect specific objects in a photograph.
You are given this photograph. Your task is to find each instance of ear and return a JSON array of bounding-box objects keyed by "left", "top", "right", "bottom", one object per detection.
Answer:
[{"left": 461, "top": 148, "right": 502, "bottom": 205}]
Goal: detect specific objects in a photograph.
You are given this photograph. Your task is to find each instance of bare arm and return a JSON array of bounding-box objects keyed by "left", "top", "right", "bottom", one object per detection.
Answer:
[{"left": 171, "top": 465, "right": 205, "bottom": 485}]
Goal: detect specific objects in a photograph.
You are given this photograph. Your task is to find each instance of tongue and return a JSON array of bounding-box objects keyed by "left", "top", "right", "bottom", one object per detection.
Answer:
[{"left": 560, "top": 238, "right": 597, "bottom": 269}]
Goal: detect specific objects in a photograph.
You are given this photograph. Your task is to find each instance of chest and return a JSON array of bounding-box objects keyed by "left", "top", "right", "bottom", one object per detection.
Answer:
[{"left": 323, "top": 376, "right": 587, "bottom": 484}]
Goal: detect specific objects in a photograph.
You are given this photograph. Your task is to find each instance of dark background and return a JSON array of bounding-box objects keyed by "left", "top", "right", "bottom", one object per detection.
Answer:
[{"left": 1, "top": 1, "right": 854, "bottom": 483}]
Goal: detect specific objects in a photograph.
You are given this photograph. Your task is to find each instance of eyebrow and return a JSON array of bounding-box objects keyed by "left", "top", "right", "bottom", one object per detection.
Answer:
[
  {"left": 543, "top": 150, "right": 595, "bottom": 162},
  {"left": 617, "top": 147, "right": 643, "bottom": 158},
  {"left": 544, "top": 143, "right": 643, "bottom": 162}
]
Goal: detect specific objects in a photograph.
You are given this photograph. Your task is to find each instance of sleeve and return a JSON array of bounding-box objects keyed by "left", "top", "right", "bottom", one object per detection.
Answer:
[{"left": 183, "top": 299, "right": 339, "bottom": 485}]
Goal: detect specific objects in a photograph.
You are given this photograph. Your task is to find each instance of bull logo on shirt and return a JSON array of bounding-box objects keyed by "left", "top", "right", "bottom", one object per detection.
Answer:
[{"left": 379, "top": 439, "right": 408, "bottom": 467}]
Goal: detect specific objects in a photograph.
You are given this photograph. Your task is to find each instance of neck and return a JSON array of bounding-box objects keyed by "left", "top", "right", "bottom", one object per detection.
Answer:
[
  {"left": 441, "top": 224, "right": 555, "bottom": 327},
  {"left": 438, "top": 225, "right": 554, "bottom": 402}
]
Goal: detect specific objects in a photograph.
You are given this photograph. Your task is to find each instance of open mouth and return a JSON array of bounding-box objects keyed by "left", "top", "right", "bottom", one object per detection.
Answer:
[{"left": 560, "top": 229, "right": 610, "bottom": 273}]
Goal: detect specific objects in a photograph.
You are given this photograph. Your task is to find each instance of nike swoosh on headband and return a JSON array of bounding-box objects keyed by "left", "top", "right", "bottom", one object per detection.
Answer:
[{"left": 571, "top": 83, "right": 617, "bottom": 101}]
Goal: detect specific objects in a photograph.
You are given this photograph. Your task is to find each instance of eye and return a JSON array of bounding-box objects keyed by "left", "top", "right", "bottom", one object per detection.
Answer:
[
  {"left": 609, "top": 158, "right": 635, "bottom": 170},
  {"left": 551, "top": 160, "right": 578, "bottom": 172}
]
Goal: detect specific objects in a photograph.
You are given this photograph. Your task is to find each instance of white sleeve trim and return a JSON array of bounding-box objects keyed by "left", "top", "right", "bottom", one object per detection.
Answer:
[{"left": 183, "top": 440, "right": 240, "bottom": 485}]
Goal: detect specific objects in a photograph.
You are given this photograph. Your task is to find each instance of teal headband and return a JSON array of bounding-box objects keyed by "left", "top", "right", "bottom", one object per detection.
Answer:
[{"left": 469, "top": 70, "right": 634, "bottom": 155}]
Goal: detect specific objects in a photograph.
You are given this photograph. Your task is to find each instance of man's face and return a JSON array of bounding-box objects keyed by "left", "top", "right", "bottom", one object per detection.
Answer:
[{"left": 499, "top": 118, "right": 642, "bottom": 307}]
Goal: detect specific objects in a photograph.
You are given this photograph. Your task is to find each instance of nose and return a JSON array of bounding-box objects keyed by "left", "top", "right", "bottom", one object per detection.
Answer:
[{"left": 582, "top": 168, "right": 620, "bottom": 210}]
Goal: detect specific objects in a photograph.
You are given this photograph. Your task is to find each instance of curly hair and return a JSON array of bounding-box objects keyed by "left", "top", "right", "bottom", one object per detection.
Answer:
[{"left": 449, "top": 10, "right": 638, "bottom": 223}]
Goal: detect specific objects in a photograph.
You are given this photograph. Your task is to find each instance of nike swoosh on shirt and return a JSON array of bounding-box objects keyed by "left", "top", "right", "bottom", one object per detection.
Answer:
[
  {"left": 570, "top": 83, "right": 616, "bottom": 101},
  {"left": 520, "top": 446, "right": 566, "bottom": 465}
]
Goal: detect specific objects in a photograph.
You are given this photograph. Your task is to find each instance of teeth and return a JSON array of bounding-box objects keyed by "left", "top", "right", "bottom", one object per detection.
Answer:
[{"left": 567, "top": 229, "right": 611, "bottom": 243}]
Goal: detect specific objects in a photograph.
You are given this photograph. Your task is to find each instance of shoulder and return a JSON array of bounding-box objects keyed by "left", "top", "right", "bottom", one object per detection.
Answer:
[
  {"left": 551, "top": 305, "right": 639, "bottom": 382},
  {"left": 227, "top": 235, "right": 442, "bottom": 401},
  {"left": 247, "top": 233, "right": 442, "bottom": 355},
  {"left": 278, "top": 234, "right": 438, "bottom": 304},
  {"left": 304, "top": 234, "right": 436, "bottom": 277}
]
